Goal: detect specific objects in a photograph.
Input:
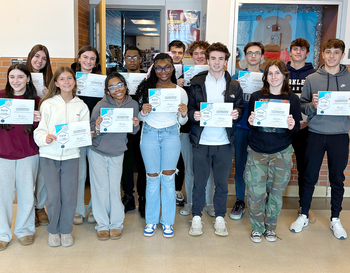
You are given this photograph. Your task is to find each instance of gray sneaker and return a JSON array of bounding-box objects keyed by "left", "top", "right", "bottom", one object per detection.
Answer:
[
  {"left": 229, "top": 200, "right": 245, "bottom": 220},
  {"left": 250, "top": 230, "right": 262, "bottom": 243},
  {"left": 180, "top": 203, "right": 192, "bottom": 216},
  {"left": 205, "top": 205, "right": 215, "bottom": 217},
  {"left": 264, "top": 230, "right": 277, "bottom": 242}
]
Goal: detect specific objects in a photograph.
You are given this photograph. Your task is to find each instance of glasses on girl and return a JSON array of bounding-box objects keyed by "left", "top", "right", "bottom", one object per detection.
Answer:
[
  {"left": 155, "top": 66, "right": 172, "bottom": 73},
  {"left": 108, "top": 83, "right": 125, "bottom": 91}
]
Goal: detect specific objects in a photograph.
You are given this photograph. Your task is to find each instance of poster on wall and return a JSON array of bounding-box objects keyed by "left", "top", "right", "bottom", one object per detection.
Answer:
[{"left": 167, "top": 10, "right": 201, "bottom": 57}]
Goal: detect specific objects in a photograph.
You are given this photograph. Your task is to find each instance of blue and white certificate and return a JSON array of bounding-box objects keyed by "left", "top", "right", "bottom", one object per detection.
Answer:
[
  {"left": 184, "top": 65, "right": 209, "bottom": 86},
  {"left": 120, "top": 73, "right": 146, "bottom": 95},
  {"left": 76, "top": 72, "right": 107, "bottom": 98},
  {"left": 200, "top": 102, "right": 233, "bottom": 127},
  {"left": 31, "top": 73, "right": 45, "bottom": 98},
  {"left": 55, "top": 121, "right": 92, "bottom": 149},
  {"left": 254, "top": 101, "right": 290, "bottom": 128},
  {"left": 317, "top": 91, "right": 350, "bottom": 116},
  {"left": 100, "top": 108, "right": 133, "bottom": 133},
  {"left": 238, "top": 71, "right": 263, "bottom": 94},
  {"left": 174, "top": 64, "right": 183, "bottom": 79},
  {"left": 149, "top": 89, "right": 181, "bottom": 112},
  {"left": 0, "top": 99, "right": 34, "bottom": 124}
]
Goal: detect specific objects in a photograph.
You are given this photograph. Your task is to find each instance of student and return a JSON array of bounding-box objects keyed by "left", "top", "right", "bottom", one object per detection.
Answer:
[
  {"left": 89, "top": 72, "right": 140, "bottom": 240},
  {"left": 188, "top": 42, "right": 244, "bottom": 237},
  {"left": 0, "top": 64, "right": 41, "bottom": 251},
  {"left": 290, "top": 39, "right": 350, "bottom": 240},
  {"left": 71, "top": 45, "right": 101, "bottom": 225},
  {"left": 246, "top": 60, "right": 301, "bottom": 243},
  {"left": 135, "top": 53, "right": 188, "bottom": 238},
  {"left": 120, "top": 46, "right": 147, "bottom": 218},
  {"left": 168, "top": 40, "right": 187, "bottom": 206},
  {"left": 26, "top": 44, "right": 53, "bottom": 226},
  {"left": 286, "top": 38, "right": 316, "bottom": 222},
  {"left": 179, "top": 40, "right": 215, "bottom": 217},
  {"left": 34, "top": 67, "right": 90, "bottom": 247},
  {"left": 230, "top": 42, "right": 264, "bottom": 220}
]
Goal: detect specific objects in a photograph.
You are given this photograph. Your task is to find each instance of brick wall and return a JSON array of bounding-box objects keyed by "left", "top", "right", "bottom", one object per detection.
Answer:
[{"left": 78, "top": 0, "right": 90, "bottom": 49}]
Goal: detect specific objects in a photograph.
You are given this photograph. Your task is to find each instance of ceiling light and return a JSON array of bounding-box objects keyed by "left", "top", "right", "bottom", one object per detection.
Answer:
[
  {"left": 144, "top": 33, "right": 159, "bottom": 36},
  {"left": 131, "top": 19, "right": 155, "bottom": 25},
  {"left": 139, "top": 27, "right": 158, "bottom": 31}
]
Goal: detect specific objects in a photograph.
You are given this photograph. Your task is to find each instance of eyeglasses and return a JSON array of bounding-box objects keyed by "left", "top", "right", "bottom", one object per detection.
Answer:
[
  {"left": 155, "top": 66, "right": 172, "bottom": 73},
  {"left": 246, "top": 51, "right": 262, "bottom": 56},
  {"left": 108, "top": 83, "right": 125, "bottom": 91},
  {"left": 125, "top": 56, "right": 140, "bottom": 61}
]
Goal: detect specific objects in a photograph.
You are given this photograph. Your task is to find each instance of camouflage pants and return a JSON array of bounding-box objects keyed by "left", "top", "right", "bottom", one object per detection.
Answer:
[{"left": 244, "top": 145, "right": 293, "bottom": 233}]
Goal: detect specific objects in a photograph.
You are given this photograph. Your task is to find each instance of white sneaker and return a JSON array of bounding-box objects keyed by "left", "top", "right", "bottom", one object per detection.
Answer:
[
  {"left": 290, "top": 214, "right": 309, "bottom": 233},
  {"left": 48, "top": 233, "right": 60, "bottom": 247},
  {"left": 88, "top": 212, "right": 96, "bottom": 224},
  {"left": 205, "top": 205, "right": 215, "bottom": 217},
  {"left": 73, "top": 214, "right": 83, "bottom": 225},
  {"left": 330, "top": 218, "right": 347, "bottom": 240},
  {"left": 61, "top": 233, "right": 74, "bottom": 247},
  {"left": 214, "top": 216, "right": 228, "bottom": 236},
  {"left": 180, "top": 204, "right": 192, "bottom": 216},
  {"left": 250, "top": 230, "right": 262, "bottom": 243},
  {"left": 189, "top": 216, "right": 203, "bottom": 236},
  {"left": 264, "top": 230, "right": 277, "bottom": 242}
]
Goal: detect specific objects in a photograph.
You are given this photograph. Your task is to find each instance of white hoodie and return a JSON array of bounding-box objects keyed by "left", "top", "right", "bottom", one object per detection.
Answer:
[{"left": 34, "top": 94, "right": 90, "bottom": 161}]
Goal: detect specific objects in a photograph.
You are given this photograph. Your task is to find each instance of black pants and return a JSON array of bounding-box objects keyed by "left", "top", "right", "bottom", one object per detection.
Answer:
[
  {"left": 175, "top": 154, "right": 184, "bottom": 191},
  {"left": 121, "top": 130, "right": 146, "bottom": 198},
  {"left": 291, "top": 127, "right": 308, "bottom": 204},
  {"left": 192, "top": 144, "right": 234, "bottom": 218},
  {"left": 300, "top": 132, "right": 349, "bottom": 218}
]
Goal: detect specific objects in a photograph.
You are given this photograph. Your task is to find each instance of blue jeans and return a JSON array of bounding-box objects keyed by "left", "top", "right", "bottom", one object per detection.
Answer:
[
  {"left": 140, "top": 123, "right": 181, "bottom": 226},
  {"left": 234, "top": 127, "right": 249, "bottom": 201}
]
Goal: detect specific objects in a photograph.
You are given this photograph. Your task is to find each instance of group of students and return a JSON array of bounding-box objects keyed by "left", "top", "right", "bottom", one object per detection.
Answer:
[{"left": 1, "top": 36, "right": 349, "bottom": 251}]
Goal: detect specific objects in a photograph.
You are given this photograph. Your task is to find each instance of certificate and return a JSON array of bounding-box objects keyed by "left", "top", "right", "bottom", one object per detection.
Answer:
[
  {"left": 238, "top": 71, "right": 263, "bottom": 94},
  {"left": 120, "top": 73, "right": 146, "bottom": 95},
  {"left": 254, "top": 101, "right": 290, "bottom": 128},
  {"left": 174, "top": 64, "right": 183, "bottom": 79},
  {"left": 149, "top": 89, "right": 181, "bottom": 113},
  {"left": 76, "top": 72, "right": 107, "bottom": 98},
  {"left": 55, "top": 121, "right": 92, "bottom": 149},
  {"left": 317, "top": 91, "right": 350, "bottom": 116},
  {"left": 0, "top": 98, "right": 34, "bottom": 124},
  {"left": 200, "top": 102, "right": 233, "bottom": 127},
  {"left": 31, "top": 73, "right": 45, "bottom": 98},
  {"left": 100, "top": 108, "right": 133, "bottom": 133},
  {"left": 184, "top": 65, "right": 209, "bottom": 86}
]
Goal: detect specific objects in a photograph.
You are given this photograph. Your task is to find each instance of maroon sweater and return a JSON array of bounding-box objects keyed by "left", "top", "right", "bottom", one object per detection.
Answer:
[{"left": 0, "top": 90, "right": 40, "bottom": 160}]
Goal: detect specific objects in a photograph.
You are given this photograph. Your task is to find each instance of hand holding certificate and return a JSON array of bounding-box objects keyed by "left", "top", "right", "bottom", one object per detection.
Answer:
[
  {"left": 100, "top": 108, "right": 133, "bottom": 133},
  {"left": 76, "top": 72, "right": 107, "bottom": 98},
  {"left": 238, "top": 71, "right": 263, "bottom": 94},
  {"left": 317, "top": 91, "right": 350, "bottom": 116},
  {"left": 120, "top": 73, "right": 146, "bottom": 95},
  {"left": 200, "top": 103, "right": 233, "bottom": 127},
  {"left": 55, "top": 121, "right": 92, "bottom": 149},
  {"left": 253, "top": 101, "right": 290, "bottom": 128},
  {"left": 0, "top": 99, "right": 34, "bottom": 124},
  {"left": 149, "top": 89, "right": 181, "bottom": 112}
]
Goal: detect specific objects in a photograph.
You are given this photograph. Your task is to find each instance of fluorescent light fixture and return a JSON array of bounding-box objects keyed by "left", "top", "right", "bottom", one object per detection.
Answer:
[
  {"left": 131, "top": 19, "right": 155, "bottom": 25},
  {"left": 144, "top": 33, "right": 159, "bottom": 36},
  {"left": 139, "top": 27, "right": 158, "bottom": 31}
]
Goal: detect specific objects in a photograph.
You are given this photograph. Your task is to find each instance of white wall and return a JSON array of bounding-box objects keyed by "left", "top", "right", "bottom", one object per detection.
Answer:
[
  {"left": 0, "top": 0, "right": 76, "bottom": 58},
  {"left": 136, "top": 36, "right": 160, "bottom": 50}
]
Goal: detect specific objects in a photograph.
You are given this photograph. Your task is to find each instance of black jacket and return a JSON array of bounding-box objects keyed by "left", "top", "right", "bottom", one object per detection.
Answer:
[{"left": 188, "top": 71, "right": 244, "bottom": 146}]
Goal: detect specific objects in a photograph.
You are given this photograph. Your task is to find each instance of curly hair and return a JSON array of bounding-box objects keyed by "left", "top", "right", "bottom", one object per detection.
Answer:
[
  {"left": 135, "top": 53, "right": 176, "bottom": 111},
  {"left": 205, "top": 42, "right": 231, "bottom": 60}
]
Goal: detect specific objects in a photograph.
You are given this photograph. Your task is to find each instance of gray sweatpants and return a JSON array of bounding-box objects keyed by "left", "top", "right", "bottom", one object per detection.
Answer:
[{"left": 40, "top": 157, "right": 79, "bottom": 234}]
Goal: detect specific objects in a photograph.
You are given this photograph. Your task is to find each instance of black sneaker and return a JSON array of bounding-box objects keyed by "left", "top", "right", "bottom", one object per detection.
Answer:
[
  {"left": 122, "top": 194, "right": 136, "bottom": 213},
  {"left": 229, "top": 200, "right": 245, "bottom": 220},
  {"left": 138, "top": 196, "right": 145, "bottom": 218}
]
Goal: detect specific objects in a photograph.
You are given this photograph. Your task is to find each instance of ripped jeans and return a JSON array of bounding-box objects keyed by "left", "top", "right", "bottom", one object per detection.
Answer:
[{"left": 140, "top": 123, "right": 181, "bottom": 226}]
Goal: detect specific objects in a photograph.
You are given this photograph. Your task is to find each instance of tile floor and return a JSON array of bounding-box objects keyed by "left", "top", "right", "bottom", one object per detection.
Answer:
[{"left": 2, "top": 196, "right": 350, "bottom": 273}]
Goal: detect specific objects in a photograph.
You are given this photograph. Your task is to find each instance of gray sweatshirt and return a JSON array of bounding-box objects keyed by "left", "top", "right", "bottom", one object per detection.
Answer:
[
  {"left": 300, "top": 64, "right": 350, "bottom": 135},
  {"left": 90, "top": 94, "right": 140, "bottom": 157}
]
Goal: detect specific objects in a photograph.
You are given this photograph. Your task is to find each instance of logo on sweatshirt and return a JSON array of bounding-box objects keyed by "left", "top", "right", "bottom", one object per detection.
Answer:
[
  {"left": 341, "top": 84, "right": 346, "bottom": 88},
  {"left": 230, "top": 94, "right": 235, "bottom": 98}
]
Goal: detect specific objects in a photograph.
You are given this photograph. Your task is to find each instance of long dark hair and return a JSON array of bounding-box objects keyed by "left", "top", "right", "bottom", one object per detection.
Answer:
[
  {"left": 135, "top": 53, "right": 176, "bottom": 110},
  {"left": 74, "top": 45, "right": 101, "bottom": 74},
  {"left": 26, "top": 44, "right": 53, "bottom": 87},
  {"left": 39, "top": 67, "right": 77, "bottom": 108},
  {"left": 2, "top": 64, "right": 38, "bottom": 134},
  {"left": 261, "top": 59, "right": 291, "bottom": 96}
]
